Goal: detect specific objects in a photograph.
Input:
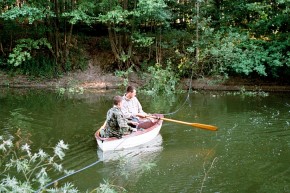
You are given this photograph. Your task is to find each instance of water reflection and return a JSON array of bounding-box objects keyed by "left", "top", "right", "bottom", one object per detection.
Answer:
[
  {"left": 97, "top": 134, "right": 163, "bottom": 162},
  {"left": 97, "top": 135, "right": 163, "bottom": 185}
]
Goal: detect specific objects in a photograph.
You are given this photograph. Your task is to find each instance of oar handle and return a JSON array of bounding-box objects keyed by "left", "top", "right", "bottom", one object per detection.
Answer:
[{"left": 149, "top": 116, "right": 218, "bottom": 131}]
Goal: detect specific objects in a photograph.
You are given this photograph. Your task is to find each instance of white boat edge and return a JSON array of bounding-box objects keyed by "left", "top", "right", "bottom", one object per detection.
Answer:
[
  {"left": 97, "top": 134, "right": 163, "bottom": 162},
  {"left": 95, "top": 119, "right": 163, "bottom": 151}
]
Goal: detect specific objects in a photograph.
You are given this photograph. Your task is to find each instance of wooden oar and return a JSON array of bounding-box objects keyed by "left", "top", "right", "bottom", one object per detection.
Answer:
[{"left": 149, "top": 116, "right": 218, "bottom": 131}]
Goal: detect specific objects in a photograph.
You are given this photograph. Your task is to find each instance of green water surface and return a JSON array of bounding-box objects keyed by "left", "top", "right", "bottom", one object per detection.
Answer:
[{"left": 0, "top": 88, "right": 289, "bottom": 193}]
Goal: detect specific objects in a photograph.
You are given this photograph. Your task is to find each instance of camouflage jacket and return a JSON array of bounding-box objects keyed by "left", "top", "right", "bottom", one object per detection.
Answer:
[{"left": 106, "top": 106, "right": 131, "bottom": 136}]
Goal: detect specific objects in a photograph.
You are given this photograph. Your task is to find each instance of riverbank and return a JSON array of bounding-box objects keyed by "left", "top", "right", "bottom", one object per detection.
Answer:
[
  {"left": 0, "top": 66, "right": 122, "bottom": 90},
  {"left": 1, "top": 67, "right": 290, "bottom": 92}
]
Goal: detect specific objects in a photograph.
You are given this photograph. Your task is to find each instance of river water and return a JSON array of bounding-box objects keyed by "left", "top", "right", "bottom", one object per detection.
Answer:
[{"left": 0, "top": 88, "right": 289, "bottom": 192}]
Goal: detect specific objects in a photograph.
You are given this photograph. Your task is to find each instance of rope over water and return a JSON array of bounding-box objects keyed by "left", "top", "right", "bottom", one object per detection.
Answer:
[
  {"left": 162, "top": 58, "right": 195, "bottom": 116},
  {"left": 35, "top": 159, "right": 102, "bottom": 193}
]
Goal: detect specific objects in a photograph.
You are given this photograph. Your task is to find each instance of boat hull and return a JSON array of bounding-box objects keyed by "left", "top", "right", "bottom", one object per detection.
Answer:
[{"left": 95, "top": 117, "right": 163, "bottom": 151}]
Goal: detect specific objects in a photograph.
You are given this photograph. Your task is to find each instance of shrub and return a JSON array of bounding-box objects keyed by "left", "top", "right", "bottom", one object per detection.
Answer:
[
  {"left": 142, "top": 61, "right": 180, "bottom": 95},
  {"left": 0, "top": 131, "right": 77, "bottom": 192}
]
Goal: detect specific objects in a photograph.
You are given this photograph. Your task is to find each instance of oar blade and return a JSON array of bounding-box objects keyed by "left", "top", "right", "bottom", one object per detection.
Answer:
[{"left": 190, "top": 123, "right": 218, "bottom": 131}]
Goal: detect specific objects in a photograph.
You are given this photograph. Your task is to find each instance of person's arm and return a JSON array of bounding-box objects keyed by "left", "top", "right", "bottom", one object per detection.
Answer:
[
  {"left": 116, "top": 112, "right": 131, "bottom": 131},
  {"left": 135, "top": 97, "right": 147, "bottom": 118},
  {"left": 136, "top": 98, "right": 145, "bottom": 114},
  {"left": 116, "top": 111, "right": 138, "bottom": 132}
]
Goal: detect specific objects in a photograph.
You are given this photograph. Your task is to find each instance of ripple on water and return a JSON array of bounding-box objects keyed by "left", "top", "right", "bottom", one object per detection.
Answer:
[{"left": 62, "top": 138, "right": 97, "bottom": 169}]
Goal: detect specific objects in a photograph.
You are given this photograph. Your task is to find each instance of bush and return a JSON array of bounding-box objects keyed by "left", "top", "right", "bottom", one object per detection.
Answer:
[
  {"left": 0, "top": 131, "right": 127, "bottom": 193},
  {"left": 142, "top": 61, "right": 180, "bottom": 95},
  {"left": 0, "top": 131, "right": 78, "bottom": 192},
  {"left": 202, "top": 30, "right": 290, "bottom": 78}
]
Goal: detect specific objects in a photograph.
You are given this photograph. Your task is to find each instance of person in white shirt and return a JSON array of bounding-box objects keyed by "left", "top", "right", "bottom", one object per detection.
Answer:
[{"left": 121, "top": 86, "right": 148, "bottom": 121}]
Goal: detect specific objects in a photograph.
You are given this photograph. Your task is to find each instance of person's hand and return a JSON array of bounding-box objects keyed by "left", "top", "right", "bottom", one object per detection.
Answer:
[
  {"left": 145, "top": 113, "right": 152, "bottom": 118},
  {"left": 131, "top": 115, "right": 140, "bottom": 121},
  {"left": 137, "top": 113, "right": 148, "bottom": 118},
  {"left": 130, "top": 121, "right": 139, "bottom": 126}
]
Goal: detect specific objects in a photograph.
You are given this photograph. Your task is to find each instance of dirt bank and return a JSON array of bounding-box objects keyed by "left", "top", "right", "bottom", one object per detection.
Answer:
[
  {"left": 0, "top": 66, "right": 122, "bottom": 90},
  {"left": 1, "top": 67, "right": 290, "bottom": 92}
]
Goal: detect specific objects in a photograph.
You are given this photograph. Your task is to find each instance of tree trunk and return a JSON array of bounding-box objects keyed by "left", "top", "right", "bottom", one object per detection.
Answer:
[
  {"left": 0, "top": 42, "right": 4, "bottom": 55},
  {"left": 108, "top": 25, "right": 120, "bottom": 61},
  {"left": 195, "top": 0, "right": 200, "bottom": 73}
]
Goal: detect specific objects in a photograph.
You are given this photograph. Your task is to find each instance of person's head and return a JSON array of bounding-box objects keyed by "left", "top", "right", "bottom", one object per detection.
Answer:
[
  {"left": 113, "top": 96, "right": 123, "bottom": 107},
  {"left": 126, "top": 86, "right": 136, "bottom": 99}
]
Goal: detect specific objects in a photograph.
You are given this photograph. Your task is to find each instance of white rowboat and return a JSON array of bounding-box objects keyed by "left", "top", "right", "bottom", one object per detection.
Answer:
[{"left": 95, "top": 115, "right": 163, "bottom": 151}]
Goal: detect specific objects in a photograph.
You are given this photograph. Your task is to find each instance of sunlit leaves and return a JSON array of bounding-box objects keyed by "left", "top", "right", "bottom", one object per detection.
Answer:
[
  {"left": 0, "top": 134, "right": 71, "bottom": 192},
  {"left": 98, "top": 6, "right": 130, "bottom": 25},
  {"left": 131, "top": 32, "right": 155, "bottom": 47},
  {"left": 21, "top": 143, "right": 31, "bottom": 152},
  {"left": 62, "top": 1, "right": 97, "bottom": 25},
  {"left": 136, "top": 0, "right": 171, "bottom": 23},
  {"left": 94, "top": 179, "right": 125, "bottom": 193},
  {"left": 144, "top": 62, "right": 180, "bottom": 94},
  {"left": 0, "top": 176, "right": 34, "bottom": 193},
  {"left": 0, "top": 4, "right": 55, "bottom": 24},
  {"left": 54, "top": 140, "right": 69, "bottom": 160},
  {"left": 199, "top": 30, "right": 290, "bottom": 77},
  {"left": 38, "top": 149, "right": 48, "bottom": 160},
  {"left": 36, "top": 168, "right": 51, "bottom": 187},
  {"left": 0, "top": 139, "right": 13, "bottom": 152},
  {"left": 8, "top": 38, "right": 52, "bottom": 67}
]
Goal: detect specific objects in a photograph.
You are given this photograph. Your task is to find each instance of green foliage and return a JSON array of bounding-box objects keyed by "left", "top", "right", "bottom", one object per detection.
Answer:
[
  {"left": 0, "top": 0, "right": 289, "bottom": 82},
  {"left": 142, "top": 61, "right": 179, "bottom": 95},
  {"left": 0, "top": 1, "right": 91, "bottom": 76},
  {"left": 244, "top": 1, "right": 289, "bottom": 36},
  {"left": 0, "top": 4, "right": 55, "bottom": 24},
  {"left": 66, "top": 46, "right": 89, "bottom": 72},
  {"left": 56, "top": 86, "right": 84, "bottom": 95},
  {"left": 204, "top": 31, "right": 251, "bottom": 76},
  {"left": 19, "top": 55, "right": 57, "bottom": 78},
  {"left": 201, "top": 30, "right": 290, "bottom": 77},
  {"left": 175, "top": 16, "right": 214, "bottom": 77},
  {"left": 97, "top": 0, "right": 170, "bottom": 25},
  {"left": 115, "top": 66, "right": 133, "bottom": 88},
  {"left": 0, "top": 133, "right": 77, "bottom": 192},
  {"left": 98, "top": 6, "right": 130, "bottom": 25},
  {"left": 0, "top": 131, "right": 126, "bottom": 193},
  {"left": 56, "top": 78, "right": 84, "bottom": 95},
  {"left": 131, "top": 32, "right": 155, "bottom": 47},
  {"left": 5, "top": 38, "right": 88, "bottom": 78},
  {"left": 97, "top": 0, "right": 172, "bottom": 68},
  {"left": 235, "top": 39, "right": 286, "bottom": 77},
  {"left": 8, "top": 38, "right": 52, "bottom": 67},
  {"left": 92, "top": 179, "right": 126, "bottom": 193},
  {"left": 62, "top": 1, "right": 97, "bottom": 25},
  {"left": 226, "top": 86, "right": 269, "bottom": 97},
  {"left": 135, "top": 0, "right": 171, "bottom": 24},
  {"left": 144, "top": 29, "right": 194, "bottom": 77}
]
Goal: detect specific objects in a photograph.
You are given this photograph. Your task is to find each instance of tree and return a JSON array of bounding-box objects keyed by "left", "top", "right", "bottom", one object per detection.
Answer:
[
  {"left": 97, "top": 0, "right": 171, "bottom": 69},
  {"left": 0, "top": 0, "right": 96, "bottom": 74}
]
